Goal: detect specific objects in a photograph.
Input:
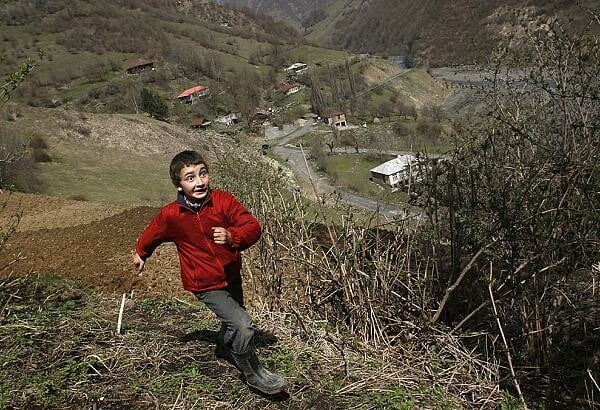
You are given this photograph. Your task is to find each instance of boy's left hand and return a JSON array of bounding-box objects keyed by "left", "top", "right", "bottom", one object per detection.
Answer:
[{"left": 212, "top": 227, "right": 232, "bottom": 245}]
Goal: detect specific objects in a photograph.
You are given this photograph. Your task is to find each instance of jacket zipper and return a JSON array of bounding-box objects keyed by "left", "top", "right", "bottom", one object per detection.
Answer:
[
  {"left": 195, "top": 210, "right": 226, "bottom": 276},
  {"left": 178, "top": 193, "right": 227, "bottom": 279}
]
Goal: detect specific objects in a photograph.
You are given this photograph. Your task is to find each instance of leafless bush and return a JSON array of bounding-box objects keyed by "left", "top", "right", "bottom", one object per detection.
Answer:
[{"left": 421, "top": 11, "right": 600, "bottom": 408}]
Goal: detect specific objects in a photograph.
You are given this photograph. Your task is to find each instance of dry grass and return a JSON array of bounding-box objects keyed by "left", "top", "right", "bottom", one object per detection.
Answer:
[
  {"left": 204, "top": 146, "right": 505, "bottom": 408},
  {"left": 0, "top": 273, "right": 503, "bottom": 409}
]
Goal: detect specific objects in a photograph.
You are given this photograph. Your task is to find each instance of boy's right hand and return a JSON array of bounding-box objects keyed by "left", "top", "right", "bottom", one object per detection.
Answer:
[{"left": 133, "top": 252, "right": 145, "bottom": 273}]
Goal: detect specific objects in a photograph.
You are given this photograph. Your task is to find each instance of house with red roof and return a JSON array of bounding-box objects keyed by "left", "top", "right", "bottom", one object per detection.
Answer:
[
  {"left": 279, "top": 82, "right": 302, "bottom": 96},
  {"left": 177, "top": 85, "right": 210, "bottom": 104}
]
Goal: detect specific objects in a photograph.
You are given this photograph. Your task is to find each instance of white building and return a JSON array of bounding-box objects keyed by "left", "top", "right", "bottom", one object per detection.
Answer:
[
  {"left": 285, "top": 62, "right": 308, "bottom": 76},
  {"left": 177, "top": 85, "right": 210, "bottom": 104},
  {"left": 216, "top": 111, "right": 241, "bottom": 126},
  {"left": 369, "top": 154, "right": 417, "bottom": 187}
]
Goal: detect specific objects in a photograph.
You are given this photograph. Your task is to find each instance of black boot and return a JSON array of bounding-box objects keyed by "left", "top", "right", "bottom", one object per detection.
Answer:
[
  {"left": 215, "top": 325, "right": 235, "bottom": 365},
  {"left": 231, "top": 348, "right": 287, "bottom": 395}
]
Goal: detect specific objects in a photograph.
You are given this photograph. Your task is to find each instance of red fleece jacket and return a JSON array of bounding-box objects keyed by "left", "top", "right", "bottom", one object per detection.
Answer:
[{"left": 136, "top": 190, "right": 261, "bottom": 293}]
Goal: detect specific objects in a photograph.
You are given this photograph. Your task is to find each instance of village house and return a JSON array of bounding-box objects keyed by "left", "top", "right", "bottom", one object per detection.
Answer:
[
  {"left": 216, "top": 111, "right": 241, "bottom": 126},
  {"left": 369, "top": 154, "right": 417, "bottom": 188},
  {"left": 252, "top": 107, "right": 271, "bottom": 125},
  {"left": 177, "top": 85, "right": 210, "bottom": 104},
  {"left": 279, "top": 82, "right": 302, "bottom": 96},
  {"left": 284, "top": 62, "right": 308, "bottom": 77},
  {"left": 126, "top": 59, "right": 154, "bottom": 75},
  {"left": 322, "top": 110, "right": 347, "bottom": 128},
  {"left": 191, "top": 117, "right": 211, "bottom": 128}
]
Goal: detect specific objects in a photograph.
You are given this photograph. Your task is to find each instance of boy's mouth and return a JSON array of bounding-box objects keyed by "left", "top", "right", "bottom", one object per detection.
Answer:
[{"left": 192, "top": 188, "right": 208, "bottom": 196}]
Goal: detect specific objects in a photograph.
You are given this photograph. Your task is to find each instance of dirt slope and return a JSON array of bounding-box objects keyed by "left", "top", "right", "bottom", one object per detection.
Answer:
[{"left": 0, "top": 192, "right": 190, "bottom": 300}]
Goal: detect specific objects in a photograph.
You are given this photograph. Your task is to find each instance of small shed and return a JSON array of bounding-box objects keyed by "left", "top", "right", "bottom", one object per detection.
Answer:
[
  {"left": 279, "top": 83, "right": 302, "bottom": 96},
  {"left": 191, "top": 117, "right": 211, "bottom": 128},
  {"left": 252, "top": 108, "right": 271, "bottom": 125},
  {"left": 177, "top": 85, "right": 210, "bottom": 104},
  {"left": 369, "top": 154, "right": 417, "bottom": 187},
  {"left": 126, "top": 59, "right": 154, "bottom": 75}
]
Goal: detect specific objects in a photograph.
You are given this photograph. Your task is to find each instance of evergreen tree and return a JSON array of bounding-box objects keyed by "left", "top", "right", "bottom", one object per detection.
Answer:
[{"left": 140, "top": 87, "right": 168, "bottom": 121}]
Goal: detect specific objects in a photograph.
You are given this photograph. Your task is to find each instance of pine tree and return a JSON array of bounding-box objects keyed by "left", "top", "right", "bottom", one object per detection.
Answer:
[{"left": 140, "top": 87, "right": 168, "bottom": 121}]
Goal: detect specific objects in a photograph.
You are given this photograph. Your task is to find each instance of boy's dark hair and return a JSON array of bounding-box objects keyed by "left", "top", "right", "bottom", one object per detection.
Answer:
[{"left": 169, "top": 150, "right": 208, "bottom": 185}]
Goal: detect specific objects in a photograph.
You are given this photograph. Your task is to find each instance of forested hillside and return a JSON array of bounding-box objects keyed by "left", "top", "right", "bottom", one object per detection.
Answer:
[
  {"left": 318, "top": 0, "right": 600, "bottom": 66},
  {"left": 213, "top": 0, "right": 335, "bottom": 29},
  {"left": 214, "top": 0, "right": 600, "bottom": 66}
]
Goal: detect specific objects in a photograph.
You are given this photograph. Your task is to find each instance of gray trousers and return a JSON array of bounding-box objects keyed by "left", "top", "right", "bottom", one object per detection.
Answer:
[{"left": 195, "top": 280, "right": 255, "bottom": 354}]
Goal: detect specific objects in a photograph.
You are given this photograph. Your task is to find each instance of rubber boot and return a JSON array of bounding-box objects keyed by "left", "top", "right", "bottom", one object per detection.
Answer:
[
  {"left": 215, "top": 325, "right": 228, "bottom": 358},
  {"left": 231, "top": 349, "right": 287, "bottom": 395},
  {"left": 215, "top": 324, "right": 235, "bottom": 365}
]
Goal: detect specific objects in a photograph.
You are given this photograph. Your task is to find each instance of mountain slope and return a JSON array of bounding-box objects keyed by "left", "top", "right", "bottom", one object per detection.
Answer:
[
  {"left": 213, "top": 0, "right": 600, "bottom": 66},
  {"left": 317, "top": 0, "right": 600, "bottom": 66},
  {"left": 0, "top": 0, "right": 300, "bottom": 112},
  {"left": 213, "top": 0, "right": 335, "bottom": 29}
]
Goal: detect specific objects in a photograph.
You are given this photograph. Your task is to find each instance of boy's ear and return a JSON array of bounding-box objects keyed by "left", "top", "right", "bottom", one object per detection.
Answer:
[{"left": 176, "top": 186, "right": 183, "bottom": 191}]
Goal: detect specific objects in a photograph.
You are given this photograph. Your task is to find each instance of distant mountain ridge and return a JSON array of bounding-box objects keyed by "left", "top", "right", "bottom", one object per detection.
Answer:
[
  {"left": 212, "top": 0, "right": 335, "bottom": 28},
  {"left": 213, "top": 0, "right": 600, "bottom": 66}
]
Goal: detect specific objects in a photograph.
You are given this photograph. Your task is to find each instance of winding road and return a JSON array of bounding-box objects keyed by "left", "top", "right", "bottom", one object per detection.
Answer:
[{"left": 270, "top": 123, "right": 418, "bottom": 219}]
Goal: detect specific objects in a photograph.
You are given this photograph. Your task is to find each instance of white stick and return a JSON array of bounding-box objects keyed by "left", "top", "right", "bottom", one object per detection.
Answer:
[{"left": 117, "top": 293, "right": 126, "bottom": 335}]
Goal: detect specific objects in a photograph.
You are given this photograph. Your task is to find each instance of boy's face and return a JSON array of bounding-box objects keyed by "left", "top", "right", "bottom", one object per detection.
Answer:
[{"left": 177, "top": 163, "right": 210, "bottom": 202}]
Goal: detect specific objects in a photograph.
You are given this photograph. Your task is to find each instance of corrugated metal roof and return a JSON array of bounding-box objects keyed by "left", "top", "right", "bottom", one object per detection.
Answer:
[
  {"left": 370, "top": 154, "right": 416, "bottom": 176},
  {"left": 178, "top": 85, "right": 208, "bottom": 98}
]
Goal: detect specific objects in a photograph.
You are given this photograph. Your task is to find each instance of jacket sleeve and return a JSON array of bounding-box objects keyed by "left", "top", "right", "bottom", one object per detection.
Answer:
[
  {"left": 224, "top": 193, "right": 262, "bottom": 251},
  {"left": 136, "top": 208, "right": 172, "bottom": 259}
]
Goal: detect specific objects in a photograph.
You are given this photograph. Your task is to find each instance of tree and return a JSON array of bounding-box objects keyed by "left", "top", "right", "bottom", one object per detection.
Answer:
[
  {"left": 124, "top": 77, "right": 140, "bottom": 114},
  {"left": 225, "top": 69, "right": 261, "bottom": 129},
  {"left": 425, "top": 12, "right": 600, "bottom": 407},
  {"left": 325, "top": 137, "right": 335, "bottom": 154},
  {"left": 0, "top": 57, "right": 37, "bottom": 105},
  {"left": 140, "top": 87, "right": 168, "bottom": 121}
]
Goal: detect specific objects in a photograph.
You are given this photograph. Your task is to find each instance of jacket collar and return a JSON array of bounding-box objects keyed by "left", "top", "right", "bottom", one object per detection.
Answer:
[{"left": 176, "top": 189, "right": 212, "bottom": 213}]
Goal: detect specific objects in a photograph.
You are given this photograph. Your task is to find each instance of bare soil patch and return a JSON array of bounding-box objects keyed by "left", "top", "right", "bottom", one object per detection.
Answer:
[{"left": 0, "top": 192, "right": 189, "bottom": 300}]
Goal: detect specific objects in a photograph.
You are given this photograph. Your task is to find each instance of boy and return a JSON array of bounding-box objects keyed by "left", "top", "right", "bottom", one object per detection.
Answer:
[{"left": 133, "top": 150, "right": 286, "bottom": 395}]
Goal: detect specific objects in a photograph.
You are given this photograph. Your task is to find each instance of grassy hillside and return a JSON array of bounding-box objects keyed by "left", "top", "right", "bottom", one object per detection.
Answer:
[
  {"left": 2, "top": 0, "right": 409, "bottom": 130},
  {"left": 0, "top": 273, "right": 503, "bottom": 408},
  {"left": 0, "top": 0, "right": 301, "bottom": 114}
]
